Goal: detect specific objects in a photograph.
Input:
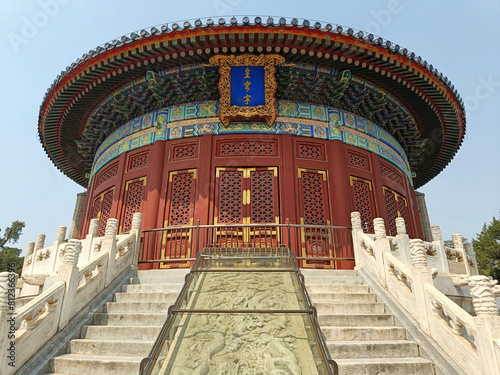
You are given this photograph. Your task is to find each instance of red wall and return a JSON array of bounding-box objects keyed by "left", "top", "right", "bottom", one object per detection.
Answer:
[{"left": 79, "top": 134, "right": 423, "bottom": 242}]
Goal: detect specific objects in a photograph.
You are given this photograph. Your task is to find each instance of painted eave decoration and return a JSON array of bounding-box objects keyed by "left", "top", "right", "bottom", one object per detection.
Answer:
[{"left": 37, "top": 16, "right": 466, "bottom": 189}]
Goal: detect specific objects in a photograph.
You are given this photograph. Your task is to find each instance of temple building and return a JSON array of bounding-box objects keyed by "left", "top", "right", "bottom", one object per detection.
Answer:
[
  {"left": 38, "top": 16, "right": 464, "bottom": 270},
  {"left": 10, "top": 16, "right": 500, "bottom": 375}
]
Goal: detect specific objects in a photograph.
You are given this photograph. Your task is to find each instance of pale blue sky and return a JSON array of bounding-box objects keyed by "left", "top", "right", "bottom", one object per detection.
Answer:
[{"left": 1, "top": 0, "right": 499, "bottom": 251}]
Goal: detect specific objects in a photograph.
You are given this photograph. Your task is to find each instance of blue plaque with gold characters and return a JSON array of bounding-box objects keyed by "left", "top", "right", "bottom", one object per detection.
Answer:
[
  {"left": 230, "top": 66, "right": 265, "bottom": 106},
  {"left": 210, "top": 54, "right": 285, "bottom": 126}
]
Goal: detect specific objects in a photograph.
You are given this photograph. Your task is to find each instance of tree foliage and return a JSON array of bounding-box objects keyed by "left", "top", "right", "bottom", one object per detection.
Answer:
[
  {"left": 0, "top": 220, "right": 25, "bottom": 274},
  {"left": 472, "top": 216, "right": 500, "bottom": 282}
]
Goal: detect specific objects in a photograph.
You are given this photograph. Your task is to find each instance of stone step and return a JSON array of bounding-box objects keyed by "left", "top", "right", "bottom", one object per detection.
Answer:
[
  {"left": 318, "top": 313, "right": 394, "bottom": 326},
  {"left": 335, "top": 357, "right": 435, "bottom": 374},
  {"left": 300, "top": 269, "right": 358, "bottom": 277},
  {"left": 103, "top": 301, "right": 172, "bottom": 313},
  {"left": 133, "top": 269, "right": 190, "bottom": 278},
  {"left": 50, "top": 354, "right": 142, "bottom": 374},
  {"left": 69, "top": 339, "right": 154, "bottom": 357},
  {"left": 328, "top": 340, "right": 419, "bottom": 358},
  {"left": 306, "top": 283, "right": 370, "bottom": 293},
  {"left": 113, "top": 291, "right": 180, "bottom": 303},
  {"left": 315, "top": 301, "right": 385, "bottom": 314},
  {"left": 309, "top": 291, "right": 378, "bottom": 303},
  {"left": 93, "top": 312, "right": 167, "bottom": 326},
  {"left": 302, "top": 275, "right": 364, "bottom": 285},
  {"left": 127, "top": 275, "right": 187, "bottom": 285},
  {"left": 81, "top": 325, "right": 161, "bottom": 340},
  {"left": 321, "top": 326, "right": 407, "bottom": 341},
  {"left": 121, "top": 283, "right": 184, "bottom": 293}
]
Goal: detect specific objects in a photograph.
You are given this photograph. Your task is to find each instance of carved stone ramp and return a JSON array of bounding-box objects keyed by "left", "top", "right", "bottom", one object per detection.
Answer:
[
  {"left": 302, "top": 269, "right": 436, "bottom": 375},
  {"left": 143, "top": 248, "right": 336, "bottom": 374},
  {"left": 43, "top": 269, "right": 189, "bottom": 375}
]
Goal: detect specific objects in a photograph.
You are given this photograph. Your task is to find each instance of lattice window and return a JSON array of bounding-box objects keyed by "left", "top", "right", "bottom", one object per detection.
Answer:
[
  {"left": 122, "top": 178, "right": 145, "bottom": 232},
  {"left": 96, "top": 163, "right": 119, "bottom": 187},
  {"left": 352, "top": 178, "right": 374, "bottom": 233},
  {"left": 172, "top": 143, "right": 198, "bottom": 161},
  {"left": 91, "top": 188, "right": 115, "bottom": 236},
  {"left": 98, "top": 190, "right": 114, "bottom": 236},
  {"left": 301, "top": 172, "right": 327, "bottom": 225},
  {"left": 398, "top": 196, "right": 409, "bottom": 230},
  {"left": 218, "top": 141, "right": 276, "bottom": 156},
  {"left": 219, "top": 171, "right": 243, "bottom": 223},
  {"left": 250, "top": 170, "right": 274, "bottom": 223},
  {"left": 383, "top": 187, "right": 410, "bottom": 236},
  {"left": 168, "top": 172, "right": 195, "bottom": 226},
  {"left": 384, "top": 188, "right": 399, "bottom": 236},
  {"left": 128, "top": 152, "right": 149, "bottom": 171},
  {"left": 348, "top": 152, "right": 369, "bottom": 170},
  {"left": 297, "top": 143, "right": 324, "bottom": 160},
  {"left": 380, "top": 164, "right": 403, "bottom": 185},
  {"left": 91, "top": 196, "right": 102, "bottom": 221}
]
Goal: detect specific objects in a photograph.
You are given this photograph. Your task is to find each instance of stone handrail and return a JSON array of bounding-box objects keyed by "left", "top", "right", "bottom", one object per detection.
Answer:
[
  {"left": 6, "top": 280, "right": 66, "bottom": 372},
  {"left": 351, "top": 212, "right": 500, "bottom": 375},
  {"left": 424, "top": 283, "right": 478, "bottom": 374},
  {"left": 0, "top": 213, "right": 143, "bottom": 375}
]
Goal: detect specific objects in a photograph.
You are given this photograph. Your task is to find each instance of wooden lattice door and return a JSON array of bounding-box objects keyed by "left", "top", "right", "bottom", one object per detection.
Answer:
[
  {"left": 214, "top": 167, "right": 279, "bottom": 247},
  {"left": 383, "top": 186, "right": 411, "bottom": 237},
  {"left": 161, "top": 169, "right": 197, "bottom": 268},
  {"left": 297, "top": 168, "right": 334, "bottom": 268},
  {"left": 90, "top": 187, "right": 115, "bottom": 236}
]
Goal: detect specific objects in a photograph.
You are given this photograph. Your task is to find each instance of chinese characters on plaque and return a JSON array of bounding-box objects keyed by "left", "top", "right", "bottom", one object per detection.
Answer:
[
  {"left": 209, "top": 54, "right": 285, "bottom": 126},
  {"left": 230, "top": 66, "right": 265, "bottom": 107}
]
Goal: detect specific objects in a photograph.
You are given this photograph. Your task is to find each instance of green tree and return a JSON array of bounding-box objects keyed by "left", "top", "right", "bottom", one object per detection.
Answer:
[
  {"left": 0, "top": 220, "right": 25, "bottom": 274},
  {"left": 472, "top": 216, "right": 500, "bottom": 282}
]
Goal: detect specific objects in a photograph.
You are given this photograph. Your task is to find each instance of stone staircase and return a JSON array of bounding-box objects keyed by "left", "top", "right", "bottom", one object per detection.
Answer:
[
  {"left": 45, "top": 268, "right": 189, "bottom": 375},
  {"left": 302, "top": 269, "right": 436, "bottom": 374}
]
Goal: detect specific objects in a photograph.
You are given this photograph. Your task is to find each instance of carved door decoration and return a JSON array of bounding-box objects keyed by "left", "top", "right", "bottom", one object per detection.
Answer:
[
  {"left": 297, "top": 168, "right": 334, "bottom": 269},
  {"left": 91, "top": 187, "right": 115, "bottom": 236},
  {"left": 214, "top": 167, "right": 279, "bottom": 247},
  {"left": 120, "top": 177, "right": 147, "bottom": 233},
  {"left": 161, "top": 169, "right": 197, "bottom": 268},
  {"left": 383, "top": 187, "right": 410, "bottom": 237},
  {"left": 350, "top": 176, "right": 375, "bottom": 233}
]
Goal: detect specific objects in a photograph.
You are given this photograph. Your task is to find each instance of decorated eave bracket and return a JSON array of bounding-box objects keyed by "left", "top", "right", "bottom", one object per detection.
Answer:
[{"left": 209, "top": 54, "right": 285, "bottom": 126}]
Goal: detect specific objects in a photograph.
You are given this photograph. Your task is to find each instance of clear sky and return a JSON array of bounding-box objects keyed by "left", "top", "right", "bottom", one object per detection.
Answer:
[{"left": 1, "top": 0, "right": 499, "bottom": 251}]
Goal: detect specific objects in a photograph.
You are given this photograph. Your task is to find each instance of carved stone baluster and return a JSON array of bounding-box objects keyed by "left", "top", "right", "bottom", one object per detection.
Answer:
[
  {"left": 468, "top": 276, "right": 499, "bottom": 316},
  {"left": 410, "top": 239, "right": 427, "bottom": 268},
  {"left": 89, "top": 218, "right": 100, "bottom": 236},
  {"left": 350, "top": 212, "right": 362, "bottom": 231},
  {"left": 374, "top": 218, "right": 387, "bottom": 240}
]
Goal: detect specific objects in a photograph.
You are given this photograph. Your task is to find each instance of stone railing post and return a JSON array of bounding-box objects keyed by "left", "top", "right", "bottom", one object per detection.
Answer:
[
  {"left": 468, "top": 276, "right": 500, "bottom": 375},
  {"left": 350, "top": 212, "right": 363, "bottom": 268},
  {"left": 431, "top": 225, "right": 450, "bottom": 273},
  {"left": 0, "top": 272, "right": 16, "bottom": 374},
  {"left": 464, "top": 242, "right": 479, "bottom": 275},
  {"left": 395, "top": 217, "right": 412, "bottom": 267},
  {"left": 51, "top": 225, "right": 67, "bottom": 273},
  {"left": 35, "top": 233, "right": 46, "bottom": 251},
  {"left": 103, "top": 218, "right": 119, "bottom": 287},
  {"left": 130, "top": 213, "right": 143, "bottom": 270},
  {"left": 374, "top": 218, "right": 390, "bottom": 287},
  {"left": 30, "top": 234, "right": 46, "bottom": 274},
  {"left": 83, "top": 218, "right": 100, "bottom": 262},
  {"left": 22, "top": 242, "right": 36, "bottom": 277},
  {"left": 57, "top": 239, "right": 81, "bottom": 329},
  {"left": 453, "top": 233, "right": 472, "bottom": 275},
  {"left": 409, "top": 239, "right": 433, "bottom": 334}
]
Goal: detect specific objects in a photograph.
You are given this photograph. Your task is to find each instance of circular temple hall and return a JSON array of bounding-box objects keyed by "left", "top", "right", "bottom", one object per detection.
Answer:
[{"left": 38, "top": 16, "right": 465, "bottom": 269}]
